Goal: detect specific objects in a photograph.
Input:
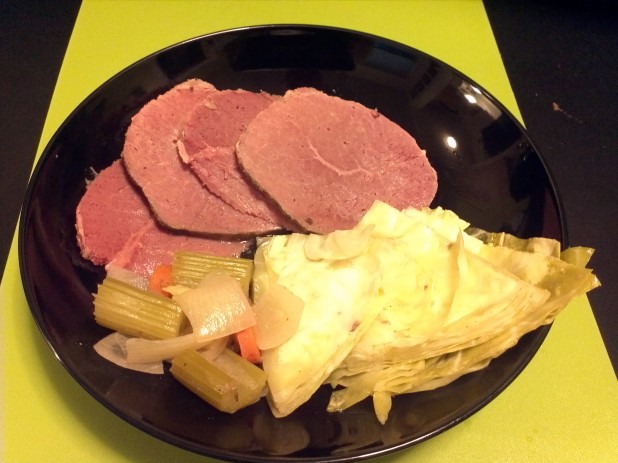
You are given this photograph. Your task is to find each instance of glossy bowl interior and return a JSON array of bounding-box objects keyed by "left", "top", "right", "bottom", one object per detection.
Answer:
[{"left": 19, "top": 25, "right": 563, "bottom": 463}]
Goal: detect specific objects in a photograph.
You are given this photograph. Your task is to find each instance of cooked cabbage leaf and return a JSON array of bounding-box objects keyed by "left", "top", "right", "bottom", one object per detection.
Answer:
[
  {"left": 257, "top": 231, "right": 387, "bottom": 417},
  {"left": 255, "top": 200, "right": 600, "bottom": 424}
]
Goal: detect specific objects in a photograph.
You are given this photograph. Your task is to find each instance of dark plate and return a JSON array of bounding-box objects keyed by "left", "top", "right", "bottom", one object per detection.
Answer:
[{"left": 18, "top": 25, "right": 564, "bottom": 462}]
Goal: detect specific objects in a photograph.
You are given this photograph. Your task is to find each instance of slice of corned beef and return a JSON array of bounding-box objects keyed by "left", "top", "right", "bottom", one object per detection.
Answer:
[
  {"left": 177, "top": 89, "right": 298, "bottom": 229},
  {"left": 75, "top": 159, "right": 248, "bottom": 277},
  {"left": 107, "top": 221, "right": 249, "bottom": 278},
  {"left": 76, "top": 159, "right": 151, "bottom": 265},
  {"left": 236, "top": 87, "right": 438, "bottom": 234},
  {"left": 122, "top": 79, "right": 279, "bottom": 237}
]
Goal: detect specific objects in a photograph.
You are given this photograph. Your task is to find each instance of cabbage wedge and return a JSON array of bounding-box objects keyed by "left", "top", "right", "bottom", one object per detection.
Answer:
[
  {"left": 324, "top": 202, "right": 599, "bottom": 423},
  {"left": 256, "top": 230, "right": 387, "bottom": 417},
  {"left": 254, "top": 201, "right": 599, "bottom": 424}
]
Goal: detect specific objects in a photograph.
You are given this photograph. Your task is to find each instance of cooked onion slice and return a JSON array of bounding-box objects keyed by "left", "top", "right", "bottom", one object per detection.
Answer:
[
  {"left": 173, "top": 272, "right": 256, "bottom": 337},
  {"left": 125, "top": 332, "right": 207, "bottom": 363},
  {"left": 125, "top": 273, "right": 256, "bottom": 363},
  {"left": 94, "top": 332, "right": 164, "bottom": 374},
  {"left": 254, "top": 284, "right": 304, "bottom": 350},
  {"left": 197, "top": 335, "right": 230, "bottom": 361}
]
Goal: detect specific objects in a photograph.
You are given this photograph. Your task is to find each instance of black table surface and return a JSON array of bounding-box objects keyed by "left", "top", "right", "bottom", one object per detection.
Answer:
[{"left": 2, "top": 0, "right": 616, "bottom": 376}]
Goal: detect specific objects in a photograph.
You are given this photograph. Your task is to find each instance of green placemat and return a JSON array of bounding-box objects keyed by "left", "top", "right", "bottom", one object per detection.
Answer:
[{"left": 2, "top": 1, "right": 616, "bottom": 462}]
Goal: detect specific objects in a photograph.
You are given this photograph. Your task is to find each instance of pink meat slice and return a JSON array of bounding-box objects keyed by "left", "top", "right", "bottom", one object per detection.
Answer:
[
  {"left": 107, "top": 221, "right": 249, "bottom": 278},
  {"left": 75, "top": 159, "right": 249, "bottom": 277},
  {"left": 122, "top": 79, "right": 278, "bottom": 237},
  {"left": 236, "top": 87, "right": 438, "bottom": 234},
  {"left": 177, "top": 89, "right": 296, "bottom": 229},
  {"left": 76, "top": 159, "right": 150, "bottom": 265}
]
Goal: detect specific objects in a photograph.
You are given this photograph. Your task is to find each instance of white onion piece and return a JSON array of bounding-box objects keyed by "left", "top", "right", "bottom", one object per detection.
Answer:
[
  {"left": 94, "top": 332, "right": 164, "bottom": 374},
  {"left": 125, "top": 333, "right": 210, "bottom": 363},
  {"left": 173, "top": 272, "right": 256, "bottom": 337},
  {"left": 254, "top": 284, "right": 304, "bottom": 350},
  {"left": 163, "top": 284, "right": 191, "bottom": 297},
  {"left": 104, "top": 264, "right": 149, "bottom": 290},
  {"left": 197, "top": 336, "right": 230, "bottom": 361}
]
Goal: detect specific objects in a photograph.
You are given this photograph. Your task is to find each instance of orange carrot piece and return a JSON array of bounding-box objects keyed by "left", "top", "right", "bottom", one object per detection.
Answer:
[
  {"left": 148, "top": 264, "right": 173, "bottom": 297},
  {"left": 235, "top": 326, "right": 262, "bottom": 364}
]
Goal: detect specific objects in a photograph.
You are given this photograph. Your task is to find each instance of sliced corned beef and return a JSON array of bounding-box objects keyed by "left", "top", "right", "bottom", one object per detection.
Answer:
[
  {"left": 107, "top": 221, "right": 249, "bottom": 278},
  {"left": 76, "top": 160, "right": 151, "bottom": 265},
  {"left": 75, "top": 159, "right": 248, "bottom": 277},
  {"left": 236, "top": 87, "right": 438, "bottom": 234},
  {"left": 177, "top": 89, "right": 297, "bottom": 229},
  {"left": 122, "top": 79, "right": 279, "bottom": 237}
]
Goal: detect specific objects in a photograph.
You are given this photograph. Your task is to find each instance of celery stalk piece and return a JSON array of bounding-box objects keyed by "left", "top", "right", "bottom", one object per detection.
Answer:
[
  {"left": 170, "top": 348, "right": 267, "bottom": 413},
  {"left": 93, "top": 277, "right": 185, "bottom": 340},
  {"left": 172, "top": 251, "right": 254, "bottom": 296},
  {"left": 171, "top": 349, "right": 240, "bottom": 412},
  {"left": 213, "top": 348, "right": 267, "bottom": 399}
]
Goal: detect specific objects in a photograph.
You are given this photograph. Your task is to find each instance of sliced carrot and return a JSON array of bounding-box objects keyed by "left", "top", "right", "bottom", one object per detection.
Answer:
[
  {"left": 235, "top": 326, "right": 262, "bottom": 364},
  {"left": 148, "top": 264, "right": 173, "bottom": 297}
]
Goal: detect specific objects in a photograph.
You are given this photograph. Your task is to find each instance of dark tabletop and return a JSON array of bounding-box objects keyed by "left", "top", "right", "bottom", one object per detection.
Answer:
[{"left": 2, "top": 0, "right": 616, "bottom": 376}]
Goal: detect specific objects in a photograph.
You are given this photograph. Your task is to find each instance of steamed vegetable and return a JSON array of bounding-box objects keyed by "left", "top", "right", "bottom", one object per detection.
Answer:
[
  {"left": 124, "top": 272, "right": 256, "bottom": 363},
  {"left": 251, "top": 238, "right": 274, "bottom": 302},
  {"left": 105, "top": 264, "right": 149, "bottom": 290},
  {"left": 172, "top": 251, "right": 254, "bottom": 295},
  {"left": 235, "top": 327, "right": 262, "bottom": 364},
  {"left": 253, "top": 284, "right": 304, "bottom": 350},
  {"left": 125, "top": 332, "right": 210, "bottom": 363},
  {"left": 93, "top": 277, "right": 186, "bottom": 339},
  {"left": 148, "top": 263, "right": 173, "bottom": 296},
  {"left": 560, "top": 246, "right": 595, "bottom": 267},
  {"left": 170, "top": 348, "right": 266, "bottom": 413},
  {"left": 256, "top": 231, "right": 388, "bottom": 418},
  {"left": 93, "top": 331, "right": 164, "bottom": 374},
  {"left": 172, "top": 272, "right": 256, "bottom": 337},
  {"left": 469, "top": 228, "right": 561, "bottom": 257},
  {"left": 254, "top": 201, "right": 599, "bottom": 423},
  {"left": 91, "top": 200, "right": 599, "bottom": 425}
]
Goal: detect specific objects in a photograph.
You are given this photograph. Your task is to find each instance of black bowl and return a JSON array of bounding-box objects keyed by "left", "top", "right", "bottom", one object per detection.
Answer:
[{"left": 18, "top": 25, "right": 564, "bottom": 462}]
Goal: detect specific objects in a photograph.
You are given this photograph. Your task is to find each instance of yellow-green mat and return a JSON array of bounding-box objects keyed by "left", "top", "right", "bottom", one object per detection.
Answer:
[{"left": 2, "top": 2, "right": 616, "bottom": 462}]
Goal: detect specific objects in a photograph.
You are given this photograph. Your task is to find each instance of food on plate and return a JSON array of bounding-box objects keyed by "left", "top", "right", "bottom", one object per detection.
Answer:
[
  {"left": 171, "top": 272, "right": 256, "bottom": 339},
  {"left": 236, "top": 87, "right": 438, "bottom": 233},
  {"left": 171, "top": 348, "right": 267, "bottom": 414},
  {"left": 93, "top": 277, "right": 186, "bottom": 339},
  {"left": 320, "top": 202, "right": 599, "bottom": 422},
  {"left": 177, "top": 88, "right": 296, "bottom": 229},
  {"left": 254, "top": 202, "right": 600, "bottom": 422},
  {"left": 89, "top": 201, "right": 599, "bottom": 424},
  {"left": 77, "top": 79, "right": 599, "bottom": 424},
  {"left": 77, "top": 80, "right": 439, "bottom": 276},
  {"left": 171, "top": 251, "right": 254, "bottom": 296},
  {"left": 121, "top": 79, "right": 281, "bottom": 236},
  {"left": 257, "top": 231, "right": 387, "bottom": 417},
  {"left": 99, "top": 271, "right": 258, "bottom": 366},
  {"left": 252, "top": 284, "right": 304, "bottom": 351},
  {"left": 93, "top": 332, "right": 165, "bottom": 375},
  {"left": 76, "top": 159, "right": 150, "bottom": 266},
  {"left": 75, "top": 159, "right": 250, "bottom": 278},
  {"left": 121, "top": 80, "right": 437, "bottom": 237}
]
